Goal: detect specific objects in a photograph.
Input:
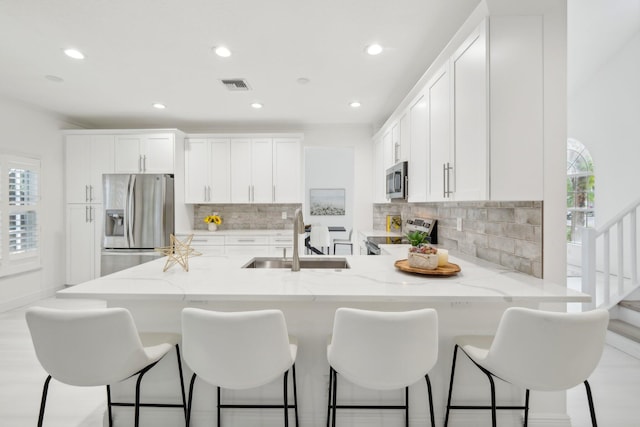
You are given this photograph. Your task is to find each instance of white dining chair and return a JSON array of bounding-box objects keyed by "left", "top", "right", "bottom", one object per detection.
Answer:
[
  {"left": 444, "top": 307, "right": 609, "bottom": 427},
  {"left": 310, "top": 224, "right": 331, "bottom": 254},
  {"left": 332, "top": 229, "right": 353, "bottom": 255},
  {"left": 25, "top": 306, "right": 187, "bottom": 427},
  {"left": 327, "top": 307, "right": 438, "bottom": 427},
  {"left": 181, "top": 308, "right": 298, "bottom": 427}
]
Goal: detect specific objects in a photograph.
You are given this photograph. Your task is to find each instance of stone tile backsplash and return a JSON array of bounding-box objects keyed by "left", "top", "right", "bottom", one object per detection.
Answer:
[
  {"left": 373, "top": 201, "right": 543, "bottom": 278},
  {"left": 194, "top": 204, "right": 302, "bottom": 230}
]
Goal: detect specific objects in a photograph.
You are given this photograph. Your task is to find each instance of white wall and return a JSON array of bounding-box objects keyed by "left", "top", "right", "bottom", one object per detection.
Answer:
[
  {"left": 0, "top": 98, "right": 70, "bottom": 311},
  {"left": 301, "top": 125, "right": 373, "bottom": 236},
  {"left": 569, "top": 32, "right": 640, "bottom": 225}
]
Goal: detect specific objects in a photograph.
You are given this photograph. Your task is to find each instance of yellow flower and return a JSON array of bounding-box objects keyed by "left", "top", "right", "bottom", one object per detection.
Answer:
[{"left": 204, "top": 215, "right": 222, "bottom": 225}]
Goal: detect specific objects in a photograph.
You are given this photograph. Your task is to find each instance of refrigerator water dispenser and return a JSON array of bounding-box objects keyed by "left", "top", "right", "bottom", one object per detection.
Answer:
[{"left": 105, "top": 210, "right": 125, "bottom": 237}]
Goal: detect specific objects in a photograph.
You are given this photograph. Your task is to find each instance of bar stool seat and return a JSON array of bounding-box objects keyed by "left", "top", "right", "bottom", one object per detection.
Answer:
[
  {"left": 326, "top": 307, "right": 438, "bottom": 426},
  {"left": 444, "top": 307, "right": 609, "bottom": 427},
  {"left": 25, "top": 306, "right": 187, "bottom": 427},
  {"left": 332, "top": 229, "right": 353, "bottom": 255},
  {"left": 181, "top": 308, "right": 298, "bottom": 427}
]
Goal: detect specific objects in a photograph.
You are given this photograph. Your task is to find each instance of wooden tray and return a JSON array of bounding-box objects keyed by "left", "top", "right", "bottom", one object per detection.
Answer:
[{"left": 394, "top": 259, "right": 461, "bottom": 276}]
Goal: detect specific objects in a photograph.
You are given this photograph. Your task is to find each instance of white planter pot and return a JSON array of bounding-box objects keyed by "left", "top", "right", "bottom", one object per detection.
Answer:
[
  {"left": 208, "top": 223, "right": 218, "bottom": 232},
  {"left": 407, "top": 251, "right": 438, "bottom": 269}
]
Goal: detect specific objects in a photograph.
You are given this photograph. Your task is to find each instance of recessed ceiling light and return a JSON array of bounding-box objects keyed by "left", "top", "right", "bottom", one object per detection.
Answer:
[
  {"left": 297, "top": 77, "right": 310, "bottom": 85},
  {"left": 152, "top": 103, "right": 166, "bottom": 109},
  {"left": 251, "top": 102, "right": 263, "bottom": 109},
  {"left": 349, "top": 101, "right": 361, "bottom": 108},
  {"left": 63, "top": 48, "right": 85, "bottom": 59},
  {"left": 214, "top": 46, "right": 232, "bottom": 57},
  {"left": 365, "top": 44, "right": 383, "bottom": 56},
  {"left": 45, "top": 75, "right": 64, "bottom": 83}
]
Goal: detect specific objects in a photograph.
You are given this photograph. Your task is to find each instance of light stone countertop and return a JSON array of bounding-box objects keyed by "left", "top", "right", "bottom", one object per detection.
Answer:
[
  {"left": 58, "top": 252, "right": 589, "bottom": 304},
  {"left": 176, "top": 229, "right": 294, "bottom": 236}
]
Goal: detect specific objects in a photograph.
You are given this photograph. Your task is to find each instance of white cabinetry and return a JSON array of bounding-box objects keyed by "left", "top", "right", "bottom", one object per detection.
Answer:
[
  {"left": 373, "top": 137, "right": 386, "bottom": 203},
  {"left": 272, "top": 138, "right": 301, "bottom": 203},
  {"left": 230, "top": 139, "right": 273, "bottom": 203},
  {"left": 451, "top": 21, "right": 488, "bottom": 200},
  {"left": 65, "top": 134, "right": 114, "bottom": 203},
  {"left": 268, "top": 235, "right": 294, "bottom": 256},
  {"left": 227, "top": 137, "right": 301, "bottom": 203},
  {"left": 66, "top": 205, "right": 103, "bottom": 285},
  {"left": 225, "top": 235, "right": 270, "bottom": 256},
  {"left": 185, "top": 138, "right": 230, "bottom": 203},
  {"left": 427, "top": 66, "right": 452, "bottom": 201},
  {"left": 115, "top": 133, "right": 174, "bottom": 173},
  {"left": 408, "top": 95, "right": 428, "bottom": 202},
  {"left": 183, "top": 234, "right": 225, "bottom": 255}
]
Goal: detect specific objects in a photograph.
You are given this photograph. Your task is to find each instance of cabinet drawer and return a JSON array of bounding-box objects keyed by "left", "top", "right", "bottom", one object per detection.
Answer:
[
  {"left": 225, "top": 235, "right": 269, "bottom": 246},
  {"left": 189, "top": 235, "right": 225, "bottom": 246},
  {"left": 269, "top": 235, "right": 294, "bottom": 246}
]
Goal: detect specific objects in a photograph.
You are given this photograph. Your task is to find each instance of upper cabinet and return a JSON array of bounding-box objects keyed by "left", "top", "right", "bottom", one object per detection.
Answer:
[
  {"left": 375, "top": 16, "right": 543, "bottom": 202},
  {"left": 65, "top": 134, "right": 114, "bottom": 204},
  {"left": 272, "top": 138, "right": 301, "bottom": 203},
  {"left": 187, "top": 134, "right": 301, "bottom": 204},
  {"left": 114, "top": 133, "right": 175, "bottom": 173},
  {"left": 184, "top": 138, "right": 230, "bottom": 203}
]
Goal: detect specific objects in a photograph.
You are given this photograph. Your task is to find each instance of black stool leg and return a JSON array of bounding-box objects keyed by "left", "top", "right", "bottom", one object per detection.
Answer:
[
  {"left": 186, "top": 373, "right": 197, "bottom": 427},
  {"left": 283, "top": 370, "right": 289, "bottom": 427},
  {"left": 485, "top": 371, "right": 497, "bottom": 427},
  {"left": 405, "top": 386, "right": 410, "bottom": 427},
  {"left": 175, "top": 344, "right": 187, "bottom": 419},
  {"left": 217, "top": 386, "right": 222, "bottom": 427},
  {"left": 134, "top": 365, "right": 153, "bottom": 427},
  {"left": 584, "top": 380, "right": 598, "bottom": 427},
  {"left": 292, "top": 364, "right": 299, "bottom": 427},
  {"left": 106, "top": 384, "right": 113, "bottom": 427},
  {"left": 425, "top": 374, "right": 435, "bottom": 427},
  {"left": 37, "top": 375, "right": 52, "bottom": 427},
  {"left": 331, "top": 369, "right": 338, "bottom": 427},
  {"left": 444, "top": 344, "right": 460, "bottom": 427},
  {"left": 326, "top": 367, "right": 334, "bottom": 427},
  {"left": 524, "top": 389, "right": 530, "bottom": 427}
]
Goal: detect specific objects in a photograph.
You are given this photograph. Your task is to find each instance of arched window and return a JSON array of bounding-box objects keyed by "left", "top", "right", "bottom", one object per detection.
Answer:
[{"left": 567, "top": 138, "right": 595, "bottom": 243}]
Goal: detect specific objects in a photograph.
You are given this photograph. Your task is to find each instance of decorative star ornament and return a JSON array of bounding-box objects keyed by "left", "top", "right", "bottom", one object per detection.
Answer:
[{"left": 155, "top": 234, "right": 201, "bottom": 272}]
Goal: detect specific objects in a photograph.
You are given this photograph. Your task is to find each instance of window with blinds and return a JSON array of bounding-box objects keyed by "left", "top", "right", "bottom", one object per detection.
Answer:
[{"left": 0, "top": 155, "right": 41, "bottom": 276}]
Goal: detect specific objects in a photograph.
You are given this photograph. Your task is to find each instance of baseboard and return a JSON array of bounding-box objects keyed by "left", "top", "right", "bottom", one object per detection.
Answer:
[
  {"left": 606, "top": 330, "right": 640, "bottom": 360},
  {"left": 0, "top": 287, "right": 58, "bottom": 313}
]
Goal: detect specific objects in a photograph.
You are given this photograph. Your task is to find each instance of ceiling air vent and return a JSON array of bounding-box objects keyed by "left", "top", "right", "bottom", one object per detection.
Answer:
[{"left": 220, "top": 79, "right": 251, "bottom": 91}]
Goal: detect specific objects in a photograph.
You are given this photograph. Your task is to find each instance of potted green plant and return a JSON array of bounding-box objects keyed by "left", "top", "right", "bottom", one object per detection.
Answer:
[{"left": 405, "top": 231, "right": 438, "bottom": 269}]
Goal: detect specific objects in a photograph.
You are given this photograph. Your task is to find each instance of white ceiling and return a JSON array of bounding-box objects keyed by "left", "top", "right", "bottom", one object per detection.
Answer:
[{"left": 0, "top": 0, "right": 481, "bottom": 130}]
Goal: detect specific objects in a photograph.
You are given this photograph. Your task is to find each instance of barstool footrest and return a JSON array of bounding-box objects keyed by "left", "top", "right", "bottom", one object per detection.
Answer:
[{"left": 447, "top": 404, "right": 527, "bottom": 410}]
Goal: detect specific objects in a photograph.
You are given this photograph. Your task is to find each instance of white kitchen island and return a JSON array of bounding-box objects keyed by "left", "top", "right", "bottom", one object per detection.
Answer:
[{"left": 58, "top": 252, "right": 589, "bottom": 427}]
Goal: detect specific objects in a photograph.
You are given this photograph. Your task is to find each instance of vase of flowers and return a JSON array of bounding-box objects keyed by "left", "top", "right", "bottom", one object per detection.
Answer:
[
  {"left": 405, "top": 230, "right": 438, "bottom": 269},
  {"left": 204, "top": 213, "right": 222, "bottom": 232}
]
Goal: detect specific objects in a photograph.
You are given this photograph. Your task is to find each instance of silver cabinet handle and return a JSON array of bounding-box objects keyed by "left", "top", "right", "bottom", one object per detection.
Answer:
[
  {"left": 85, "top": 185, "right": 89, "bottom": 202},
  {"left": 89, "top": 206, "right": 94, "bottom": 222},
  {"left": 143, "top": 155, "right": 147, "bottom": 172},
  {"left": 248, "top": 185, "right": 251, "bottom": 201},
  {"left": 251, "top": 185, "right": 255, "bottom": 202},
  {"left": 208, "top": 185, "right": 212, "bottom": 201},
  {"left": 273, "top": 185, "right": 276, "bottom": 202},
  {"left": 89, "top": 185, "right": 93, "bottom": 202},
  {"left": 85, "top": 206, "right": 89, "bottom": 222},
  {"left": 204, "top": 186, "right": 207, "bottom": 201},
  {"left": 443, "top": 163, "right": 446, "bottom": 198},
  {"left": 138, "top": 155, "right": 142, "bottom": 172}
]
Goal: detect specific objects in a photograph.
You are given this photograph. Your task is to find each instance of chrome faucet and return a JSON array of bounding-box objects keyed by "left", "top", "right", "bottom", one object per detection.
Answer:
[{"left": 292, "top": 208, "right": 305, "bottom": 271}]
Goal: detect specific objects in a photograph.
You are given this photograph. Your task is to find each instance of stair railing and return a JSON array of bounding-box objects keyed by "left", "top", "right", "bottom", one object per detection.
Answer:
[{"left": 582, "top": 197, "right": 640, "bottom": 310}]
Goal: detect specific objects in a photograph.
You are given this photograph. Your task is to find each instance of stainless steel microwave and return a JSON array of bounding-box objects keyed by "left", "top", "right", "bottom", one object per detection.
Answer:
[{"left": 386, "top": 161, "right": 408, "bottom": 200}]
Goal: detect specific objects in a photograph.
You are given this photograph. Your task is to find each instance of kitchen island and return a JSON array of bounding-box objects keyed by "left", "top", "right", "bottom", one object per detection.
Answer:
[{"left": 58, "top": 252, "right": 588, "bottom": 427}]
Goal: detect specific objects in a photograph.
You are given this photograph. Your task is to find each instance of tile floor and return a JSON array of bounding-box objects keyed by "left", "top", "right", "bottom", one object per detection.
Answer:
[{"left": 1, "top": 297, "right": 639, "bottom": 426}]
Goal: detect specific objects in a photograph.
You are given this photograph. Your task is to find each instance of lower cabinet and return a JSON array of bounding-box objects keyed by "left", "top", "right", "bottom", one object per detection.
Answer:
[
  {"left": 225, "top": 235, "right": 270, "bottom": 256},
  {"left": 66, "top": 204, "right": 102, "bottom": 285},
  {"left": 186, "top": 234, "right": 225, "bottom": 255}
]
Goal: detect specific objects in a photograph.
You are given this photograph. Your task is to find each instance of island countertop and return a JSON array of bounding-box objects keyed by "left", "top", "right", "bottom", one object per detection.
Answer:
[{"left": 57, "top": 252, "right": 589, "bottom": 304}]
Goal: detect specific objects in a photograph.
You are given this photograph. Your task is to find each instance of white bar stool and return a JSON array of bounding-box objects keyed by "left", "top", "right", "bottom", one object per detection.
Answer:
[
  {"left": 444, "top": 307, "right": 609, "bottom": 427},
  {"left": 181, "top": 308, "right": 298, "bottom": 426},
  {"left": 25, "top": 306, "right": 187, "bottom": 427},
  {"left": 332, "top": 229, "right": 353, "bottom": 254},
  {"left": 326, "top": 307, "right": 438, "bottom": 426}
]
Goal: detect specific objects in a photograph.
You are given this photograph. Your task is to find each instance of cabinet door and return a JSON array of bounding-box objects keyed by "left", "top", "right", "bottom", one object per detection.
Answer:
[
  {"left": 251, "top": 138, "right": 273, "bottom": 203},
  {"left": 273, "top": 138, "right": 300, "bottom": 203},
  {"left": 184, "top": 139, "right": 210, "bottom": 203},
  {"left": 89, "top": 136, "right": 114, "bottom": 203},
  {"left": 427, "top": 67, "right": 451, "bottom": 201},
  {"left": 373, "top": 137, "right": 385, "bottom": 203},
  {"left": 141, "top": 134, "right": 174, "bottom": 173},
  {"left": 65, "top": 135, "right": 114, "bottom": 204},
  {"left": 114, "top": 135, "right": 143, "bottom": 173},
  {"left": 408, "top": 95, "right": 428, "bottom": 202},
  {"left": 382, "top": 130, "right": 393, "bottom": 170},
  {"left": 400, "top": 113, "right": 410, "bottom": 162},
  {"left": 391, "top": 123, "right": 401, "bottom": 164},
  {"left": 209, "top": 139, "right": 230, "bottom": 202},
  {"left": 65, "top": 135, "right": 92, "bottom": 203},
  {"left": 230, "top": 139, "right": 252, "bottom": 202},
  {"left": 452, "top": 22, "right": 488, "bottom": 200},
  {"left": 66, "top": 204, "right": 101, "bottom": 284}
]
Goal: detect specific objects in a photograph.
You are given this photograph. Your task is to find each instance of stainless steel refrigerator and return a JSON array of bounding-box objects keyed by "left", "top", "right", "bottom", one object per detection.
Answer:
[{"left": 101, "top": 174, "right": 174, "bottom": 276}]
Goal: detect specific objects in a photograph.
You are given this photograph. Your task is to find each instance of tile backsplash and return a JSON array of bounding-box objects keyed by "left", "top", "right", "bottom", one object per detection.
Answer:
[
  {"left": 374, "top": 201, "right": 543, "bottom": 278},
  {"left": 194, "top": 204, "right": 302, "bottom": 230}
]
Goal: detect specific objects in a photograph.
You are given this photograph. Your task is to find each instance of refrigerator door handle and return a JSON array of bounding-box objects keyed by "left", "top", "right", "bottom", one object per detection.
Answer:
[{"left": 126, "top": 175, "right": 136, "bottom": 247}]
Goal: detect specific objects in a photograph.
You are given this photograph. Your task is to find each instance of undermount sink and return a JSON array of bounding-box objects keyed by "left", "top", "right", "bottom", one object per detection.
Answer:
[{"left": 242, "top": 257, "right": 350, "bottom": 270}]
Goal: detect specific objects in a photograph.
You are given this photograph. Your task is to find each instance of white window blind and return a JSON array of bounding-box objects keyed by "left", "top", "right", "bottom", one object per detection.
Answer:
[{"left": 0, "top": 155, "right": 41, "bottom": 275}]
